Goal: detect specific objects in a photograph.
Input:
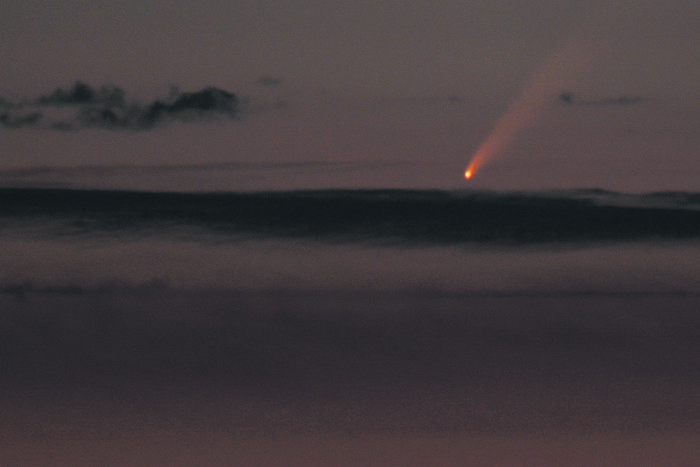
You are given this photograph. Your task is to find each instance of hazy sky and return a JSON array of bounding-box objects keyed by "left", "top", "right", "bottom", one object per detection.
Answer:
[
  {"left": 2, "top": 0, "right": 700, "bottom": 190},
  {"left": 2, "top": 0, "right": 699, "bottom": 96}
]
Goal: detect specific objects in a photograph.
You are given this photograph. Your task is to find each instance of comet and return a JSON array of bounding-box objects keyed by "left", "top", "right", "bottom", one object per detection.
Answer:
[{"left": 463, "top": 17, "right": 608, "bottom": 180}]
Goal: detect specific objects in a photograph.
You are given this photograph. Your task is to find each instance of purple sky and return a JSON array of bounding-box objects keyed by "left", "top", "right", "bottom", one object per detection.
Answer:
[
  {"left": 3, "top": 3, "right": 700, "bottom": 463},
  {"left": 1, "top": 0, "right": 700, "bottom": 191}
]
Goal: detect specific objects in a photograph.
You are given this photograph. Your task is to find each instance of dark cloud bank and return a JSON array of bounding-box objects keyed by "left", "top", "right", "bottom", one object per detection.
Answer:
[{"left": 0, "top": 82, "right": 239, "bottom": 130}]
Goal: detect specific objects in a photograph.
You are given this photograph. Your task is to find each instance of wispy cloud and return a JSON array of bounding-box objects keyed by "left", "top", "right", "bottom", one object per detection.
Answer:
[
  {"left": 0, "top": 82, "right": 240, "bottom": 130},
  {"left": 559, "top": 92, "right": 643, "bottom": 106}
]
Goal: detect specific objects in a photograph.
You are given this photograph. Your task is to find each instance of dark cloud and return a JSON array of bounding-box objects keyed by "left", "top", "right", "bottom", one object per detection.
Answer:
[
  {"left": 0, "top": 111, "right": 42, "bottom": 129},
  {"left": 37, "top": 81, "right": 103, "bottom": 105},
  {"left": 560, "top": 92, "right": 643, "bottom": 106},
  {"left": 256, "top": 76, "right": 282, "bottom": 87},
  {"left": 0, "top": 82, "right": 240, "bottom": 131}
]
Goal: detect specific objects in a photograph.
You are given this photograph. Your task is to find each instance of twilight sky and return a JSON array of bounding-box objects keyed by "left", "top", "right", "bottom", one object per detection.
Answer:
[
  {"left": 3, "top": 3, "right": 700, "bottom": 463},
  {"left": 1, "top": 0, "right": 700, "bottom": 191}
]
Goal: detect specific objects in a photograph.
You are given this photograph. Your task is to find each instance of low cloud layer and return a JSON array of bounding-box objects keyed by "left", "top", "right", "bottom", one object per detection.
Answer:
[{"left": 0, "top": 82, "right": 240, "bottom": 130}]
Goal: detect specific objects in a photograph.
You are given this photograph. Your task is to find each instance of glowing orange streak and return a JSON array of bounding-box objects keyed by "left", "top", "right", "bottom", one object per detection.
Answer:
[{"left": 465, "top": 22, "right": 605, "bottom": 180}]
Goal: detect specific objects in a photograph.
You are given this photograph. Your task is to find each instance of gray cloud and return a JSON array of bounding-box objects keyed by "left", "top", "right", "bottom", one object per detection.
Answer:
[
  {"left": 256, "top": 76, "right": 282, "bottom": 87},
  {"left": 559, "top": 92, "right": 643, "bottom": 106},
  {"left": 0, "top": 82, "right": 240, "bottom": 130}
]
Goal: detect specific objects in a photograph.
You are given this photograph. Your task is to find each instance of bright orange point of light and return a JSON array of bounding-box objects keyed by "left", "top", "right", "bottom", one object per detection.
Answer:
[{"left": 464, "top": 169, "right": 473, "bottom": 179}]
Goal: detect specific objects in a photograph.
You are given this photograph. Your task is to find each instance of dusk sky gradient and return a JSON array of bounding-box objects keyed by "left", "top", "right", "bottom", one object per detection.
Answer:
[
  {"left": 3, "top": 2, "right": 700, "bottom": 465},
  {"left": 2, "top": 0, "right": 700, "bottom": 191}
]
